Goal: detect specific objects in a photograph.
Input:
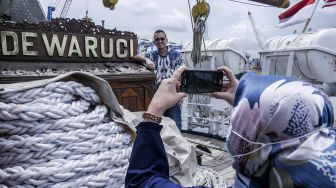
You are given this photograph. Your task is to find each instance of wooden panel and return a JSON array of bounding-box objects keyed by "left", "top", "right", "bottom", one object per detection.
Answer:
[
  {"left": 120, "top": 88, "right": 142, "bottom": 111},
  {"left": 107, "top": 74, "right": 156, "bottom": 112}
]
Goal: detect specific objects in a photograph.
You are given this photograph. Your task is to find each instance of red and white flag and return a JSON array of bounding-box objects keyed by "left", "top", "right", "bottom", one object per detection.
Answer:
[
  {"left": 323, "top": 0, "right": 336, "bottom": 8},
  {"left": 278, "top": 0, "right": 319, "bottom": 28}
]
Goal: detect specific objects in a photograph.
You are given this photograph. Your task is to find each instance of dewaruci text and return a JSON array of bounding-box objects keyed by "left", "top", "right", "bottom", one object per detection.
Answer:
[{"left": 0, "top": 30, "right": 136, "bottom": 62}]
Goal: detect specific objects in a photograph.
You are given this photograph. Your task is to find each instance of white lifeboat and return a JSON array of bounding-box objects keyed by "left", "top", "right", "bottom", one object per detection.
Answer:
[
  {"left": 182, "top": 38, "right": 246, "bottom": 74},
  {"left": 260, "top": 28, "right": 336, "bottom": 83}
]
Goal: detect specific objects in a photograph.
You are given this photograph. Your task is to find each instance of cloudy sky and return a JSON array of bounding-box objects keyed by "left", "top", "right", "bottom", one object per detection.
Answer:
[{"left": 39, "top": 0, "right": 336, "bottom": 57}]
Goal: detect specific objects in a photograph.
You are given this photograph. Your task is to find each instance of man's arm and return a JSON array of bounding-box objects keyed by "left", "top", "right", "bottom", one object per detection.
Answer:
[
  {"left": 174, "top": 52, "right": 185, "bottom": 69},
  {"left": 132, "top": 54, "right": 155, "bottom": 70}
]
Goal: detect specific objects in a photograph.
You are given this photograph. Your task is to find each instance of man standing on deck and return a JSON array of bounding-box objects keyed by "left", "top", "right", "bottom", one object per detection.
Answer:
[{"left": 132, "top": 29, "right": 184, "bottom": 130}]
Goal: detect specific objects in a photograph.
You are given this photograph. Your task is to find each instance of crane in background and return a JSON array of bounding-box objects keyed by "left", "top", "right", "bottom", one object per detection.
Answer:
[
  {"left": 248, "top": 11, "right": 263, "bottom": 49},
  {"left": 60, "top": 0, "right": 72, "bottom": 18},
  {"left": 48, "top": 0, "right": 113, "bottom": 21},
  {"left": 47, "top": 0, "right": 72, "bottom": 20}
]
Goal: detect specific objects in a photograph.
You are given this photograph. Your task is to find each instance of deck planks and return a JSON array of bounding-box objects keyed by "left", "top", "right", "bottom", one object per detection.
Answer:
[{"left": 182, "top": 133, "right": 236, "bottom": 187}]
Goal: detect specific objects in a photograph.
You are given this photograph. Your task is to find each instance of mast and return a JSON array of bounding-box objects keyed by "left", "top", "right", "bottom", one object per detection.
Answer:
[
  {"left": 248, "top": 11, "right": 263, "bottom": 49},
  {"left": 301, "top": 0, "right": 320, "bottom": 33}
]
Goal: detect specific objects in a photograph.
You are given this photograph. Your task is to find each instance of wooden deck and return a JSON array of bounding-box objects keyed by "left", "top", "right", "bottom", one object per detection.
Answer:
[{"left": 182, "top": 133, "right": 235, "bottom": 187}]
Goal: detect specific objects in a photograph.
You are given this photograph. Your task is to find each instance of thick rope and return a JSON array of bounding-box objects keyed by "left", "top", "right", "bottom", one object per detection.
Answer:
[
  {"left": 0, "top": 81, "right": 132, "bottom": 187},
  {"left": 0, "top": 81, "right": 100, "bottom": 104},
  {"left": 193, "top": 167, "right": 227, "bottom": 188}
]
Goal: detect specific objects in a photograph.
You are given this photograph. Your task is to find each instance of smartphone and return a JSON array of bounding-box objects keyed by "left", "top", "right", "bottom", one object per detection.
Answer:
[{"left": 180, "top": 70, "right": 224, "bottom": 94}]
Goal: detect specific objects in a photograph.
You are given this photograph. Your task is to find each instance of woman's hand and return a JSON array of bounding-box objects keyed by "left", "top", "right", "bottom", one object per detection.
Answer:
[
  {"left": 147, "top": 66, "right": 188, "bottom": 116},
  {"left": 211, "top": 66, "right": 238, "bottom": 105}
]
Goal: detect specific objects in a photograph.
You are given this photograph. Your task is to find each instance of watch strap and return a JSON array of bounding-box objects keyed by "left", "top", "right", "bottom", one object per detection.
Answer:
[{"left": 143, "top": 112, "right": 162, "bottom": 123}]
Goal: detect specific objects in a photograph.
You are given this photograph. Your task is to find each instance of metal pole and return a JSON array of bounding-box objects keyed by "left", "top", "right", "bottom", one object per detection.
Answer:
[
  {"left": 302, "top": 0, "right": 320, "bottom": 33},
  {"left": 302, "top": 18, "right": 311, "bottom": 33},
  {"left": 187, "top": 0, "right": 194, "bottom": 29},
  {"left": 101, "top": 20, "right": 105, "bottom": 28},
  {"left": 248, "top": 11, "right": 263, "bottom": 49}
]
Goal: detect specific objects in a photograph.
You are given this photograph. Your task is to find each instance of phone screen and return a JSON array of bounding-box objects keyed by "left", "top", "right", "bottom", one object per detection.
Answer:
[{"left": 180, "top": 70, "right": 223, "bottom": 93}]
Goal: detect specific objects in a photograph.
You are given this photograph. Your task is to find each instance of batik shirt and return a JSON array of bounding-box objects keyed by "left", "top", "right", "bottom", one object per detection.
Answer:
[{"left": 144, "top": 49, "right": 184, "bottom": 88}]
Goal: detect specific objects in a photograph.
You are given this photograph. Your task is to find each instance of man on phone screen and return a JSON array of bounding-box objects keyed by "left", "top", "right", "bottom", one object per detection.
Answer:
[{"left": 132, "top": 29, "right": 184, "bottom": 129}]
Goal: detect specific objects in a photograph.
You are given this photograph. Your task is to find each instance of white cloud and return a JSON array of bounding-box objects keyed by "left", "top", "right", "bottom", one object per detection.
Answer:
[
  {"left": 118, "top": 0, "right": 159, "bottom": 14},
  {"left": 38, "top": 0, "right": 336, "bottom": 58},
  {"left": 154, "top": 9, "right": 190, "bottom": 32}
]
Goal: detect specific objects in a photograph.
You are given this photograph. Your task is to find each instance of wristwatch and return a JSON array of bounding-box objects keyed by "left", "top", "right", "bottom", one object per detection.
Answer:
[{"left": 143, "top": 112, "right": 162, "bottom": 123}]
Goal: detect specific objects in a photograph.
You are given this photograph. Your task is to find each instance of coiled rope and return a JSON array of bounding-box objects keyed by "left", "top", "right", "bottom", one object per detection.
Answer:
[
  {"left": 193, "top": 167, "right": 227, "bottom": 188},
  {"left": 0, "top": 81, "right": 132, "bottom": 187}
]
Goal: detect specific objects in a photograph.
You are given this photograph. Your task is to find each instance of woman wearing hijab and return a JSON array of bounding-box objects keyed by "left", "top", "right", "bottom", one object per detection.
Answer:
[
  {"left": 212, "top": 67, "right": 335, "bottom": 188},
  {"left": 125, "top": 66, "right": 335, "bottom": 188}
]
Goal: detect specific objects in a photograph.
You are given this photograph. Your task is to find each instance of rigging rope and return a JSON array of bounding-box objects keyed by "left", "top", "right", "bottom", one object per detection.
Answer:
[
  {"left": 227, "top": 0, "right": 272, "bottom": 7},
  {"left": 188, "top": 0, "right": 270, "bottom": 68},
  {"left": 191, "top": 1, "right": 210, "bottom": 67},
  {"left": 187, "top": 0, "right": 194, "bottom": 30}
]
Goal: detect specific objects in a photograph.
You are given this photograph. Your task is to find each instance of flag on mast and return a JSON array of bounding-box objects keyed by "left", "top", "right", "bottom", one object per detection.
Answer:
[
  {"left": 277, "top": 0, "right": 319, "bottom": 28},
  {"left": 322, "top": 0, "right": 336, "bottom": 8}
]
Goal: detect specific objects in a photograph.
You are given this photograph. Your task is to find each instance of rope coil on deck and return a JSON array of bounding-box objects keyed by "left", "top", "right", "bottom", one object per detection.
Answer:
[
  {"left": 0, "top": 81, "right": 132, "bottom": 187},
  {"left": 193, "top": 167, "right": 227, "bottom": 188}
]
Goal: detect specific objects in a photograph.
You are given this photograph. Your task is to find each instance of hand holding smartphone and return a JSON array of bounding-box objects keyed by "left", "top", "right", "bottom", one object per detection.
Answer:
[{"left": 180, "top": 70, "right": 224, "bottom": 94}]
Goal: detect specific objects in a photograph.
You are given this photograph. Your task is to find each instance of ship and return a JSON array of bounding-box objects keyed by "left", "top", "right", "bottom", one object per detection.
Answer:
[{"left": 0, "top": 0, "right": 335, "bottom": 187}]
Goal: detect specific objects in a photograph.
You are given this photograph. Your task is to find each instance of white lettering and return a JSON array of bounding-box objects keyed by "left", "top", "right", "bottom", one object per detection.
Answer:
[
  {"left": 1, "top": 31, "right": 19, "bottom": 56},
  {"left": 22, "top": 32, "right": 38, "bottom": 56},
  {"left": 85, "top": 36, "right": 98, "bottom": 58},
  {"left": 116, "top": 39, "right": 128, "bottom": 58},
  {"left": 42, "top": 34, "right": 68, "bottom": 56},
  {"left": 0, "top": 31, "right": 133, "bottom": 60},
  {"left": 68, "top": 36, "right": 82, "bottom": 57},
  {"left": 130, "top": 39, "right": 134, "bottom": 57},
  {"left": 101, "top": 37, "right": 113, "bottom": 58}
]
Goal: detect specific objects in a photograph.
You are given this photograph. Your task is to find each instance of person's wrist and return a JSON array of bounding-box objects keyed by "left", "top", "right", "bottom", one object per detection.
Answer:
[
  {"left": 147, "top": 101, "right": 165, "bottom": 117},
  {"left": 143, "top": 100, "right": 164, "bottom": 123}
]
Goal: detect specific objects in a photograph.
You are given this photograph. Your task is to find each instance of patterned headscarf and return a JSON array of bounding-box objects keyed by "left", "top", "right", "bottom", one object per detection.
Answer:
[{"left": 228, "top": 73, "right": 335, "bottom": 187}]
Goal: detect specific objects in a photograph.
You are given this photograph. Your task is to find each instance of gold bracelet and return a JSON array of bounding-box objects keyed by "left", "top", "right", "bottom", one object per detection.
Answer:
[{"left": 143, "top": 112, "right": 162, "bottom": 123}]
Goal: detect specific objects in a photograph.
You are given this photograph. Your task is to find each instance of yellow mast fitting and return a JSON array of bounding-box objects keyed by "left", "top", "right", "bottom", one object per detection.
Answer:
[
  {"left": 103, "top": 0, "right": 118, "bottom": 10},
  {"left": 191, "top": 0, "right": 210, "bottom": 18}
]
